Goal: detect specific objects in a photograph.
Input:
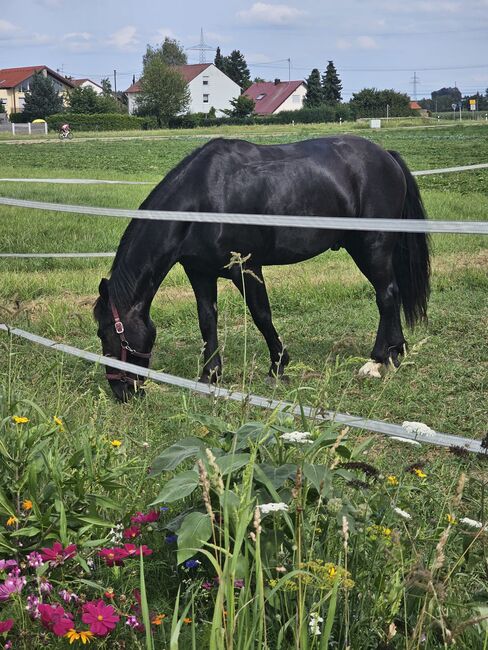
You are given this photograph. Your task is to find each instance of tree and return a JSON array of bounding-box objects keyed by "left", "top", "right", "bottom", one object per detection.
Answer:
[
  {"left": 219, "top": 50, "right": 251, "bottom": 90},
  {"left": 349, "top": 88, "right": 411, "bottom": 118},
  {"left": 136, "top": 57, "right": 190, "bottom": 125},
  {"left": 322, "top": 61, "right": 342, "bottom": 105},
  {"left": 253, "top": 76, "right": 267, "bottom": 83},
  {"left": 214, "top": 46, "right": 225, "bottom": 72},
  {"left": 100, "top": 78, "right": 112, "bottom": 94},
  {"left": 304, "top": 68, "right": 323, "bottom": 108},
  {"left": 22, "top": 72, "right": 64, "bottom": 120},
  {"left": 143, "top": 37, "right": 187, "bottom": 68},
  {"left": 223, "top": 94, "right": 255, "bottom": 117},
  {"left": 68, "top": 86, "right": 121, "bottom": 114},
  {"left": 430, "top": 87, "right": 461, "bottom": 112}
]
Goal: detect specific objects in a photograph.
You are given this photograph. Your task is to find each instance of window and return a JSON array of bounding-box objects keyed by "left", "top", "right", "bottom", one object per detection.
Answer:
[
  {"left": 292, "top": 94, "right": 301, "bottom": 104},
  {"left": 203, "top": 94, "right": 209, "bottom": 103},
  {"left": 256, "top": 93, "right": 266, "bottom": 100},
  {"left": 203, "top": 76, "right": 209, "bottom": 86},
  {"left": 18, "top": 78, "right": 32, "bottom": 92}
]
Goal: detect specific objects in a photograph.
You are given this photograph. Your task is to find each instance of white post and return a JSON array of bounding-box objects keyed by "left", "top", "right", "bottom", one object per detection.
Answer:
[
  {"left": 44, "top": 122, "right": 48, "bottom": 135},
  {"left": 28, "top": 123, "right": 32, "bottom": 135},
  {"left": 12, "top": 123, "right": 15, "bottom": 135}
]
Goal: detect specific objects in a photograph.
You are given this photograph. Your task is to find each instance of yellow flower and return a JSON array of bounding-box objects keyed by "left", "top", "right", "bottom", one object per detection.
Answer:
[
  {"left": 447, "top": 514, "right": 457, "bottom": 525},
  {"left": 413, "top": 468, "right": 427, "bottom": 479},
  {"left": 328, "top": 565, "right": 337, "bottom": 578},
  {"left": 152, "top": 614, "right": 166, "bottom": 625},
  {"left": 12, "top": 415, "right": 29, "bottom": 424},
  {"left": 387, "top": 475, "right": 399, "bottom": 486},
  {"left": 110, "top": 439, "right": 122, "bottom": 448},
  {"left": 22, "top": 499, "right": 33, "bottom": 511},
  {"left": 6, "top": 516, "right": 18, "bottom": 526},
  {"left": 65, "top": 629, "right": 94, "bottom": 644},
  {"left": 53, "top": 416, "right": 64, "bottom": 431}
]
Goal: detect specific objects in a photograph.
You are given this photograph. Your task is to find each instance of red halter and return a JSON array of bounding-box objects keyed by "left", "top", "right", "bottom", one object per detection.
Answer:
[{"left": 105, "top": 299, "right": 152, "bottom": 383}]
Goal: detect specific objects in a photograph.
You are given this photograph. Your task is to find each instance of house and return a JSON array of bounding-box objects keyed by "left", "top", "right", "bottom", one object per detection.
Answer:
[
  {"left": 125, "top": 63, "right": 240, "bottom": 116},
  {"left": 410, "top": 101, "right": 429, "bottom": 117},
  {"left": 244, "top": 79, "right": 307, "bottom": 115},
  {"left": 71, "top": 78, "right": 104, "bottom": 95},
  {"left": 0, "top": 66, "right": 75, "bottom": 115}
]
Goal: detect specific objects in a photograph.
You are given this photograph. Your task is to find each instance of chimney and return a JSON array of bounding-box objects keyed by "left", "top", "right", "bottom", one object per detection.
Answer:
[{"left": 274, "top": 78, "right": 281, "bottom": 85}]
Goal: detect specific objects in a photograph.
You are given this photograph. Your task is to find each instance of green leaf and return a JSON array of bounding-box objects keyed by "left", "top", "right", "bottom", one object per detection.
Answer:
[
  {"left": 150, "top": 470, "right": 199, "bottom": 505},
  {"left": 303, "top": 463, "right": 332, "bottom": 495},
  {"left": 75, "top": 515, "right": 114, "bottom": 528},
  {"left": 255, "top": 463, "right": 297, "bottom": 489},
  {"left": 176, "top": 512, "right": 212, "bottom": 564},
  {"left": 0, "top": 487, "right": 15, "bottom": 517},
  {"left": 188, "top": 413, "right": 230, "bottom": 435},
  {"left": 148, "top": 438, "right": 206, "bottom": 476},
  {"left": 86, "top": 494, "right": 124, "bottom": 512},
  {"left": 8, "top": 526, "right": 42, "bottom": 538},
  {"left": 234, "top": 422, "right": 267, "bottom": 450},
  {"left": 55, "top": 499, "right": 68, "bottom": 545},
  {"left": 215, "top": 453, "right": 250, "bottom": 476}
]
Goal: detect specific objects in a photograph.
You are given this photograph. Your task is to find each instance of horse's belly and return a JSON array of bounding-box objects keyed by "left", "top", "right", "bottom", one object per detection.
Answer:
[{"left": 260, "top": 228, "right": 341, "bottom": 265}]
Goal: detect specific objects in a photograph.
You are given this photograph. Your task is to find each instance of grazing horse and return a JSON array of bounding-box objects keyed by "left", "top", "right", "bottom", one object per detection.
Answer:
[{"left": 94, "top": 135, "right": 430, "bottom": 402}]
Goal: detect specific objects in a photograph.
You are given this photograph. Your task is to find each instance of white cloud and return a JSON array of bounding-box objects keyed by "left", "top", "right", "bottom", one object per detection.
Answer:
[
  {"left": 238, "top": 2, "right": 306, "bottom": 26},
  {"left": 0, "top": 20, "right": 18, "bottom": 35},
  {"left": 382, "top": 0, "right": 461, "bottom": 12},
  {"left": 153, "top": 27, "right": 178, "bottom": 42},
  {"left": 62, "top": 31, "right": 94, "bottom": 52},
  {"left": 336, "top": 35, "right": 379, "bottom": 50},
  {"left": 108, "top": 25, "right": 139, "bottom": 51},
  {"left": 35, "top": 0, "right": 64, "bottom": 7}
]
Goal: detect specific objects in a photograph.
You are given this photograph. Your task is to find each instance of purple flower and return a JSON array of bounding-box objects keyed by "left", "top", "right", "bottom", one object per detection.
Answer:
[
  {"left": 0, "top": 575, "right": 26, "bottom": 601},
  {"left": 165, "top": 534, "right": 177, "bottom": 544},
  {"left": 0, "top": 560, "right": 17, "bottom": 572},
  {"left": 39, "top": 577, "right": 53, "bottom": 594},
  {"left": 234, "top": 579, "right": 244, "bottom": 589},
  {"left": 184, "top": 559, "right": 201, "bottom": 569},
  {"left": 5, "top": 642, "right": 13, "bottom": 649},
  {"left": 59, "top": 589, "right": 79, "bottom": 603},
  {"left": 7, "top": 567, "right": 21, "bottom": 578},
  {"left": 27, "top": 551, "right": 44, "bottom": 568},
  {"left": 27, "top": 594, "right": 41, "bottom": 619},
  {"left": 126, "top": 615, "right": 143, "bottom": 630},
  {"left": 202, "top": 581, "right": 213, "bottom": 591}
]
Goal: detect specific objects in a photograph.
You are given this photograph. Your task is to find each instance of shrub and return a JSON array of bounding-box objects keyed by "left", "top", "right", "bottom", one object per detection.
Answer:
[{"left": 45, "top": 112, "right": 157, "bottom": 132}]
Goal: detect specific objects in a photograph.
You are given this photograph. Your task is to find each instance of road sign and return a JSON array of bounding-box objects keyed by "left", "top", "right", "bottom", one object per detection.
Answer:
[{"left": 469, "top": 99, "right": 477, "bottom": 111}]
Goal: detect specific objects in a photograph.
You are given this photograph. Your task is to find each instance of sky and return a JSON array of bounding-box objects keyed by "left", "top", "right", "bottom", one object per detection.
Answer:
[{"left": 1, "top": 0, "right": 488, "bottom": 100}]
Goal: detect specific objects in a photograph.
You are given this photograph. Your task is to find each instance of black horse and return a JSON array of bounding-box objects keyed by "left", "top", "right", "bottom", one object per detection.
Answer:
[{"left": 94, "top": 135, "right": 430, "bottom": 401}]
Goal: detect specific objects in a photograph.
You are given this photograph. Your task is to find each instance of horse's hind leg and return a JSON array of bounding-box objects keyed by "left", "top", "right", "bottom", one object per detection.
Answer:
[
  {"left": 345, "top": 233, "right": 406, "bottom": 377},
  {"left": 230, "top": 266, "right": 289, "bottom": 378},
  {"left": 185, "top": 269, "right": 222, "bottom": 383}
]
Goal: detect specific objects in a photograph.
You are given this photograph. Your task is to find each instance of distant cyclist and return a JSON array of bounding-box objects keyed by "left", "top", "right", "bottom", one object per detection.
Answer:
[{"left": 59, "top": 123, "right": 72, "bottom": 139}]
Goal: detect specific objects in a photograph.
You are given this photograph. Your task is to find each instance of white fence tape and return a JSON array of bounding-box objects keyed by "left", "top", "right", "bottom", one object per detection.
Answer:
[
  {"left": 1, "top": 197, "right": 487, "bottom": 234},
  {"left": 0, "top": 252, "right": 115, "bottom": 258},
  {"left": 0, "top": 324, "right": 483, "bottom": 454}
]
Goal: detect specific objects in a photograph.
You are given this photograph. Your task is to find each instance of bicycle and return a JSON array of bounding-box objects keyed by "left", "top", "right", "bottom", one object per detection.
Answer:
[{"left": 58, "top": 129, "right": 73, "bottom": 140}]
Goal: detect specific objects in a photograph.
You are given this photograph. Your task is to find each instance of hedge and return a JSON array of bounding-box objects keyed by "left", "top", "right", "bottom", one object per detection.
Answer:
[{"left": 45, "top": 113, "right": 157, "bottom": 131}]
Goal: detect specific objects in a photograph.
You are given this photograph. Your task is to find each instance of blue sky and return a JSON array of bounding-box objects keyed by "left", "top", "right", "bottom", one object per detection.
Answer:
[{"left": 1, "top": 0, "right": 487, "bottom": 99}]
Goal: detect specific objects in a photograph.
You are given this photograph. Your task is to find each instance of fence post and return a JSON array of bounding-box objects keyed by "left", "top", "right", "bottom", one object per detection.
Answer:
[
  {"left": 12, "top": 123, "right": 15, "bottom": 136},
  {"left": 44, "top": 122, "right": 48, "bottom": 135},
  {"left": 28, "top": 123, "right": 32, "bottom": 135}
]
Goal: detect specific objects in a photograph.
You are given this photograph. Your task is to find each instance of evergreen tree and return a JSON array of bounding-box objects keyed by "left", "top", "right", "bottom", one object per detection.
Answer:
[
  {"left": 143, "top": 37, "right": 187, "bottom": 68},
  {"left": 100, "top": 77, "right": 112, "bottom": 94},
  {"left": 304, "top": 68, "right": 323, "bottom": 108},
  {"left": 220, "top": 50, "right": 251, "bottom": 90},
  {"left": 214, "top": 46, "right": 225, "bottom": 72},
  {"left": 322, "top": 60, "right": 342, "bottom": 105},
  {"left": 22, "top": 72, "right": 64, "bottom": 119}
]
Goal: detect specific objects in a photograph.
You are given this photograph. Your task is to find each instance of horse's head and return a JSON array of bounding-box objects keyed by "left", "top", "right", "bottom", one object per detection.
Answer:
[{"left": 94, "top": 278, "right": 156, "bottom": 402}]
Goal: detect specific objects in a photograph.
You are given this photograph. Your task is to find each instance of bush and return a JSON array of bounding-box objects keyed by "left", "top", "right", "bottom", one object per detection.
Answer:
[
  {"left": 45, "top": 113, "right": 157, "bottom": 132},
  {"left": 8, "top": 112, "right": 30, "bottom": 123}
]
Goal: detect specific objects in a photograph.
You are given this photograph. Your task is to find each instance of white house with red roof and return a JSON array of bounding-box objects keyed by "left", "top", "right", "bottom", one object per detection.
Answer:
[
  {"left": 0, "top": 66, "right": 75, "bottom": 115},
  {"left": 244, "top": 79, "right": 307, "bottom": 115},
  {"left": 125, "top": 63, "right": 240, "bottom": 116},
  {"left": 71, "top": 78, "right": 104, "bottom": 95}
]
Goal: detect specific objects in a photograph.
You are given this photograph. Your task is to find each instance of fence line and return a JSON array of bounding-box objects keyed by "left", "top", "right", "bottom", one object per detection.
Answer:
[
  {"left": 0, "top": 252, "right": 115, "bottom": 259},
  {"left": 1, "top": 197, "right": 487, "bottom": 234},
  {"left": 0, "top": 324, "right": 483, "bottom": 453},
  {"left": 1, "top": 161, "right": 487, "bottom": 187}
]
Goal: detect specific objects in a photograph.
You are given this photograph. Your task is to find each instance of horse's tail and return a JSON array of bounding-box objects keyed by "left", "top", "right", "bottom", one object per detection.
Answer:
[{"left": 388, "top": 150, "right": 431, "bottom": 328}]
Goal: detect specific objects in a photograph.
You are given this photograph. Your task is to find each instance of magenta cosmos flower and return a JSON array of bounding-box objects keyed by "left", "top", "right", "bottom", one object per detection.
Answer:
[
  {"left": 0, "top": 619, "right": 14, "bottom": 633},
  {"left": 40, "top": 542, "right": 77, "bottom": 566},
  {"left": 130, "top": 510, "right": 160, "bottom": 525},
  {"left": 82, "top": 600, "right": 120, "bottom": 636},
  {"left": 123, "top": 526, "right": 141, "bottom": 540},
  {"left": 99, "top": 547, "right": 129, "bottom": 567},
  {"left": 38, "top": 604, "right": 74, "bottom": 637},
  {"left": 0, "top": 576, "right": 26, "bottom": 601},
  {"left": 0, "top": 560, "right": 17, "bottom": 572},
  {"left": 122, "top": 543, "right": 153, "bottom": 557}
]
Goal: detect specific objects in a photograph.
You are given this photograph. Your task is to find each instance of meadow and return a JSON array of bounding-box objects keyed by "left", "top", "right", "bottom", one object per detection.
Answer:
[{"left": 0, "top": 121, "right": 487, "bottom": 649}]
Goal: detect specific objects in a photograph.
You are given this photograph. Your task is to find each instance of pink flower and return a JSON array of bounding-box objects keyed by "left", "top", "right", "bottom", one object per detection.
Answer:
[
  {"left": 38, "top": 604, "right": 74, "bottom": 637},
  {"left": 26, "top": 594, "right": 40, "bottom": 619},
  {"left": 0, "top": 576, "right": 26, "bottom": 601},
  {"left": 59, "top": 589, "right": 79, "bottom": 603},
  {"left": 26, "top": 551, "right": 44, "bottom": 568},
  {"left": 0, "top": 619, "right": 13, "bottom": 633},
  {"left": 130, "top": 510, "right": 160, "bottom": 525},
  {"left": 39, "top": 576, "right": 53, "bottom": 593},
  {"left": 99, "top": 548, "right": 129, "bottom": 567},
  {"left": 40, "top": 542, "right": 77, "bottom": 566},
  {"left": 0, "top": 560, "right": 17, "bottom": 572},
  {"left": 123, "top": 526, "right": 141, "bottom": 540},
  {"left": 122, "top": 544, "right": 153, "bottom": 557},
  {"left": 126, "top": 615, "right": 143, "bottom": 630},
  {"left": 82, "top": 600, "right": 120, "bottom": 636}
]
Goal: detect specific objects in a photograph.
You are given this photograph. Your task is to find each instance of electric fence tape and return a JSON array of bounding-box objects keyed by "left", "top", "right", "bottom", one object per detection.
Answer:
[{"left": 0, "top": 324, "right": 483, "bottom": 454}]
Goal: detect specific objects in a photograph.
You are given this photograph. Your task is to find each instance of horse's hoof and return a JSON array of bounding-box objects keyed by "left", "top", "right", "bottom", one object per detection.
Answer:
[{"left": 358, "top": 361, "right": 383, "bottom": 379}]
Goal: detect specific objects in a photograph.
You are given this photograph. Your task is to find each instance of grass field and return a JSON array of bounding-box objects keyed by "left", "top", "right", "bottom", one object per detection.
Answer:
[{"left": 0, "top": 121, "right": 487, "bottom": 648}]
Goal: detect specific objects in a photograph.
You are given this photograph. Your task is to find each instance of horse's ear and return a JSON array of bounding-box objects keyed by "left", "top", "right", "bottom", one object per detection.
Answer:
[{"left": 98, "top": 278, "right": 109, "bottom": 301}]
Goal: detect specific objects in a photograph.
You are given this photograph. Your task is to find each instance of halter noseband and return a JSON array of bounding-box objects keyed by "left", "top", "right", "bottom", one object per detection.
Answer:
[{"left": 105, "top": 299, "right": 152, "bottom": 384}]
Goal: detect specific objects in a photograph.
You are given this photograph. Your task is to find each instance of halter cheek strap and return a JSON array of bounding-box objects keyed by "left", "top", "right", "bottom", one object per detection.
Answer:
[{"left": 105, "top": 299, "right": 152, "bottom": 383}]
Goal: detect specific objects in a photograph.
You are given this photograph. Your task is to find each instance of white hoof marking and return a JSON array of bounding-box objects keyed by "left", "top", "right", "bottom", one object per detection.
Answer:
[{"left": 358, "top": 361, "right": 383, "bottom": 379}]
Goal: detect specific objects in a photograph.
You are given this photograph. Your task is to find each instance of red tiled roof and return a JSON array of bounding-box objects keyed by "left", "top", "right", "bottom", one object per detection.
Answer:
[
  {"left": 72, "top": 78, "right": 103, "bottom": 90},
  {"left": 410, "top": 101, "right": 422, "bottom": 110},
  {"left": 244, "top": 80, "right": 305, "bottom": 114},
  {"left": 125, "top": 63, "right": 212, "bottom": 93},
  {"left": 0, "top": 66, "right": 75, "bottom": 89}
]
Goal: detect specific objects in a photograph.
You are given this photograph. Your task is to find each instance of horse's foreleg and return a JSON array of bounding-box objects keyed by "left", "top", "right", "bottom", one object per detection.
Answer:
[
  {"left": 231, "top": 266, "right": 289, "bottom": 378},
  {"left": 346, "top": 234, "right": 406, "bottom": 377},
  {"left": 185, "top": 269, "right": 222, "bottom": 383}
]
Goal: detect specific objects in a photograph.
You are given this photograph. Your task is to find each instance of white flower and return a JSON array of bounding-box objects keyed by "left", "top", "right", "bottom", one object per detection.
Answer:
[
  {"left": 258, "top": 502, "right": 289, "bottom": 514},
  {"left": 309, "top": 613, "right": 324, "bottom": 636},
  {"left": 390, "top": 436, "right": 422, "bottom": 446},
  {"left": 280, "top": 431, "right": 313, "bottom": 444},
  {"left": 459, "top": 517, "right": 486, "bottom": 530},
  {"left": 393, "top": 507, "right": 412, "bottom": 520},
  {"left": 402, "top": 421, "right": 436, "bottom": 437}
]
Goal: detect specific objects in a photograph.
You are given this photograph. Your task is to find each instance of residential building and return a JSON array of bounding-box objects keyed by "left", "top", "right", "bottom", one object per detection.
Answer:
[
  {"left": 0, "top": 66, "right": 75, "bottom": 115},
  {"left": 244, "top": 79, "right": 307, "bottom": 115},
  {"left": 125, "top": 63, "right": 240, "bottom": 116},
  {"left": 71, "top": 78, "right": 104, "bottom": 95}
]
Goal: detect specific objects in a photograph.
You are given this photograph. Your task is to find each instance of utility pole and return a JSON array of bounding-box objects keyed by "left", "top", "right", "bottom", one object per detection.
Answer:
[
  {"left": 411, "top": 71, "right": 419, "bottom": 100},
  {"left": 287, "top": 58, "right": 291, "bottom": 83},
  {"left": 113, "top": 69, "right": 117, "bottom": 95}
]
